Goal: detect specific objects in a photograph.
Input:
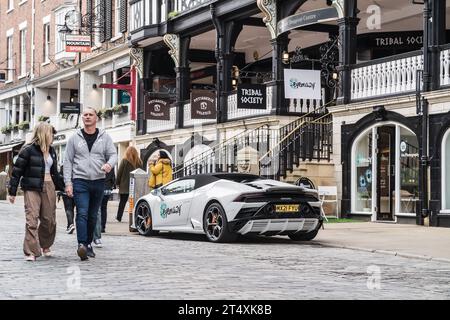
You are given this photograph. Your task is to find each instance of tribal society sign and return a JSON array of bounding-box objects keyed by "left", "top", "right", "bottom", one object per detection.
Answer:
[
  {"left": 237, "top": 84, "right": 266, "bottom": 109},
  {"left": 284, "top": 69, "right": 322, "bottom": 100}
]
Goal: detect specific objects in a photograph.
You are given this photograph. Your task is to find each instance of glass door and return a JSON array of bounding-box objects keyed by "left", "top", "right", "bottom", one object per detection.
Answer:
[{"left": 376, "top": 126, "right": 396, "bottom": 221}]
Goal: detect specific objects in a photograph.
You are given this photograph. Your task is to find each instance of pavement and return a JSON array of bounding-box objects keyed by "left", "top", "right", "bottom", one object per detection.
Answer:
[
  {"left": 316, "top": 222, "right": 450, "bottom": 263},
  {"left": 5, "top": 196, "right": 450, "bottom": 263},
  {"left": 1, "top": 197, "right": 450, "bottom": 299}
]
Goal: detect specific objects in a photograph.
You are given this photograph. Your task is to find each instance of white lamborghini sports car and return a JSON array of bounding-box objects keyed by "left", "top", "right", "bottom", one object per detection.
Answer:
[{"left": 134, "top": 173, "right": 324, "bottom": 243}]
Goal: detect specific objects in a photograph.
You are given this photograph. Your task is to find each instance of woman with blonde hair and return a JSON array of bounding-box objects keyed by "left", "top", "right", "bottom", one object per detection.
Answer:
[
  {"left": 115, "top": 146, "right": 143, "bottom": 222},
  {"left": 8, "top": 122, "right": 64, "bottom": 261}
]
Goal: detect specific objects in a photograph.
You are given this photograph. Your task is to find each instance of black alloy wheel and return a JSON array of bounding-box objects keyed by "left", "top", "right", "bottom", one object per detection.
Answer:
[
  {"left": 135, "top": 201, "right": 159, "bottom": 236},
  {"left": 203, "top": 202, "right": 237, "bottom": 243}
]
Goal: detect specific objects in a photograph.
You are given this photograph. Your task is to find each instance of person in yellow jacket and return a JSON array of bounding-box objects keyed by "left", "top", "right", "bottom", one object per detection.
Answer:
[{"left": 148, "top": 150, "right": 173, "bottom": 189}]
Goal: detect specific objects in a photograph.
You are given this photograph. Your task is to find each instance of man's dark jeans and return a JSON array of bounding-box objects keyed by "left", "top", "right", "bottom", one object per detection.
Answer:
[{"left": 73, "top": 179, "right": 105, "bottom": 246}]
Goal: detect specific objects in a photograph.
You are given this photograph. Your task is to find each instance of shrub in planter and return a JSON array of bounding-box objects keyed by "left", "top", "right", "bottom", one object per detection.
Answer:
[
  {"left": 121, "top": 104, "right": 128, "bottom": 113},
  {"left": 18, "top": 121, "right": 30, "bottom": 130},
  {"left": 103, "top": 108, "right": 113, "bottom": 118},
  {"left": 1, "top": 126, "right": 11, "bottom": 134},
  {"left": 12, "top": 124, "right": 19, "bottom": 131},
  {"left": 38, "top": 116, "right": 49, "bottom": 122}
]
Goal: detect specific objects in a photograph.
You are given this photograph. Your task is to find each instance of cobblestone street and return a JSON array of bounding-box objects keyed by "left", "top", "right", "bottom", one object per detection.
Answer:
[{"left": 1, "top": 201, "right": 449, "bottom": 300}]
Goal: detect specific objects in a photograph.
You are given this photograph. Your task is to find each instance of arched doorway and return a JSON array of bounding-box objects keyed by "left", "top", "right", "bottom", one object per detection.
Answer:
[{"left": 351, "top": 122, "right": 419, "bottom": 221}]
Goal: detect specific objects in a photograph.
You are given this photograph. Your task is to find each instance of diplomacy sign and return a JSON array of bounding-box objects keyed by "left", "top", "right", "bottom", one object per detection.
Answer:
[
  {"left": 284, "top": 69, "right": 322, "bottom": 100},
  {"left": 191, "top": 90, "right": 216, "bottom": 119},
  {"left": 65, "top": 34, "right": 92, "bottom": 53},
  {"left": 144, "top": 97, "right": 171, "bottom": 120},
  {"left": 237, "top": 84, "right": 266, "bottom": 109}
]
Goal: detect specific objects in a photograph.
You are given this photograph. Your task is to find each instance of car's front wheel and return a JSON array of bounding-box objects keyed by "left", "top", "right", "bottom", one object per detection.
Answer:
[
  {"left": 135, "top": 201, "right": 159, "bottom": 236},
  {"left": 203, "top": 202, "right": 237, "bottom": 243},
  {"left": 288, "top": 228, "right": 319, "bottom": 241}
]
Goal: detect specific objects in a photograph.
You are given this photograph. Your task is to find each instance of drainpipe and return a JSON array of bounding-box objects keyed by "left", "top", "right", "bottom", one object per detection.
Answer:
[
  {"left": 420, "top": 0, "right": 431, "bottom": 225},
  {"left": 30, "top": 0, "right": 35, "bottom": 80}
]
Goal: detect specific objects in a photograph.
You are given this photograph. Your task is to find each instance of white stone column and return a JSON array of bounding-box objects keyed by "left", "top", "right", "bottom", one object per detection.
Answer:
[
  {"left": 11, "top": 97, "right": 17, "bottom": 125},
  {"left": 112, "top": 71, "right": 118, "bottom": 106},
  {"left": 102, "top": 75, "right": 107, "bottom": 129},
  {"left": 19, "top": 95, "right": 24, "bottom": 138},
  {"left": 56, "top": 81, "right": 61, "bottom": 117}
]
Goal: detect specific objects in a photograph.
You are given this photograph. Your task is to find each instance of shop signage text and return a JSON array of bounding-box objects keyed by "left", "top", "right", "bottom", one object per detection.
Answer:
[
  {"left": 60, "top": 102, "right": 81, "bottom": 114},
  {"left": 284, "top": 69, "right": 322, "bottom": 100},
  {"left": 190, "top": 90, "right": 216, "bottom": 119},
  {"left": 277, "top": 7, "right": 339, "bottom": 36},
  {"left": 65, "top": 35, "right": 92, "bottom": 53},
  {"left": 144, "top": 97, "right": 171, "bottom": 120},
  {"left": 237, "top": 84, "right": 266, "bottom": 109}
]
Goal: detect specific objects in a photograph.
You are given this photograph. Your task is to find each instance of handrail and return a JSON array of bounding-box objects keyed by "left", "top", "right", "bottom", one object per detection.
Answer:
[
  {"left": 172, "top": 122, "right": 270, "bottom": 175},
  {"left": 350, "top": 50, "right": 422, "bottom": 69},
  {"left": 258, "top": 113, "right": 332, "bottom": 163}
]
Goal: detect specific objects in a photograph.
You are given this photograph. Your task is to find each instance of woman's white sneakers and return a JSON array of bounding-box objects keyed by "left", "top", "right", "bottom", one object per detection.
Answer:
[
  {"left": 42, "top": 248, "right": 52, "bottom": 257},
  {"left": 25, "top": 255, "right": 36, "bottom": 261}
]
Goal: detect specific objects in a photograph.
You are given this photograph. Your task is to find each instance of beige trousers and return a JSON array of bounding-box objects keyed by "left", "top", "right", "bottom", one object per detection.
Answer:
[{"left": 23, "top": 181, "right": 56, "bottom": 257}]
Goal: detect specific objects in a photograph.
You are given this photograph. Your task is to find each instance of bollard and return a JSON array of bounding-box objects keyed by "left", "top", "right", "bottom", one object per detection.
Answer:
[
  {"left": 0, "top": 172, "right": 7, "bottom": 200},
  {"left": 128, "top": 168, "right": 150, "bottom": 232}
]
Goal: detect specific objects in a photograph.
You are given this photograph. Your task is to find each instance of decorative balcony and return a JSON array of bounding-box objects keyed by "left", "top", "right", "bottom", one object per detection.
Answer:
[{"left": 351, "top": 51, "right": 423, "bottom": 101}]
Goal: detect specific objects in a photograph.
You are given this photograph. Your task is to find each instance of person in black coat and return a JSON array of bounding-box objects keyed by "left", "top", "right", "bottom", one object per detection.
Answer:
[
  {"left": 58, "top": 165, "right": 76, "bottom": 234},
  {"left": 8, "top": 123, "right": 64, "bottom": 261}
]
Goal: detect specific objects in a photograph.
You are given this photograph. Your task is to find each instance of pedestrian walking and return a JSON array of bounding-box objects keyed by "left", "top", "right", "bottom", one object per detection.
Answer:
[
  {"left": 8, "top": 123, "right": 64, "bottom": 261},
  {"left": 93, "top": 168, "right": 115, "bottom": 248},
  {"left": 148, "top": 150, "right": 173, "bottom": 189},
  {"left": 58, "top": 165, "right": 76, "bottom": 234},
  {"left": 63, "top": 107, "right": 117, "bottom": 261},
  {"left": 116, "top": 146, "right": 142, "bottom": 222}
]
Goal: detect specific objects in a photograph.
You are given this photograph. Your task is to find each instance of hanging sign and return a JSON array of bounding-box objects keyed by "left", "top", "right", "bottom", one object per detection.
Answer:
[
  {"left": 60, "top": 102, "right": 81, "bottom": 114},
  {"left": 237, "top": 84, "right": 266, "bottom": 109},
  {"left": 144, "top": 97, "right": 171, "bottom": 120},
  {"left": 65, "top": 34, "right": 92, "bottom": 53},
  {"left": 284, "top": 69, "right": 322, "bottom": 100},
  {"left": 277, "top": 7, "right": 339, "bottom": 36},
  {"left": 190, "top": 90, "right": 216, "bottom": 119}
]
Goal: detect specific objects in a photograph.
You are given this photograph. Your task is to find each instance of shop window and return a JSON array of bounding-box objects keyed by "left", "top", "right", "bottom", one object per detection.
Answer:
[{"left": 353, "top": 130, "right": 373, "bottom": 213}]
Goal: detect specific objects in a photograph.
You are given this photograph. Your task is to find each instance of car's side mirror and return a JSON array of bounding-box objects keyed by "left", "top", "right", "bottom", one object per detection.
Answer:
[{"left": 161, "top": 188, "right": 168, "bottom": 195}]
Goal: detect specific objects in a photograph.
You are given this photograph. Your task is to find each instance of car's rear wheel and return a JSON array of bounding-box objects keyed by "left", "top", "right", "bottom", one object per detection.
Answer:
[
  {"left": 288, "top": 228, "right": 319, "bottom": 241},
  {"left": 203, "top": 202, "right": 237, "bottom": 243},
  {"left": 135, "top": 201, "right": 159, "bottom": 236}
]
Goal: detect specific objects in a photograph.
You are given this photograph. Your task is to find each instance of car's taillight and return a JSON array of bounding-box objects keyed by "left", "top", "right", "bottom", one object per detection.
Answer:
[{"left": 233, "top": 192, "right": 266, "bottom": 202}]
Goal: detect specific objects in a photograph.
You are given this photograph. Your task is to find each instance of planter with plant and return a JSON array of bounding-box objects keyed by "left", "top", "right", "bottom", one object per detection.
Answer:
[
  {"left": 38, "top": 116, "right": 49, "bottom": 122},
  {"left": 103, "top": 108, "right": 113, "bottom": 118},
  {"left": 12, "top": 124, "right": 19, "bottom": 131},
  {"left": 18, "top": 121, "right": 30, "bottom": 130},
  {"left": 1, "top": 126, "right": 11, "bottom": 134}
]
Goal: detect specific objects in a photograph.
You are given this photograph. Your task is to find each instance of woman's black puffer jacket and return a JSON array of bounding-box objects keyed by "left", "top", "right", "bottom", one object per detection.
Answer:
[{"left": 8, "top": 143, "right": 64, "bottom": 196}]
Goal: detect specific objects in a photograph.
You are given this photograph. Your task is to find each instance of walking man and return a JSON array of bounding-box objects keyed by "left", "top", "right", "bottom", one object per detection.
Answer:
[{"left": 64, "top": 107, "right": 117, "bottom": 261}]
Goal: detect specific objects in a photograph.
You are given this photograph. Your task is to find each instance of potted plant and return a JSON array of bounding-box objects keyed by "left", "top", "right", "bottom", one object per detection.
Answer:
[
  {"left": 18, "top": 121, "right": 30, "bottom": 130},
  {"left": 38, "top": 116, "right": 49, "bottom": 122},
  {"left": 103, "top": 108, "right": 113, "bottom": 118},
  {"left": 112, "top": 105, "right": 123, "bottom": 115},
  {"left": 12, "top": 124, "right": 19, "bottom": 131},
  {"left": 121, "top": 104, "right": 128, "bottom": 113},
  {"left": 1, "top": 126, "right": 11, "bottom": 134}
]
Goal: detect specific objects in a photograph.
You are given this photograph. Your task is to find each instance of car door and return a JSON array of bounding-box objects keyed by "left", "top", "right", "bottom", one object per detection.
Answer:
[{"left": 156, "top": 179, "right": 196, "bottom": 226}]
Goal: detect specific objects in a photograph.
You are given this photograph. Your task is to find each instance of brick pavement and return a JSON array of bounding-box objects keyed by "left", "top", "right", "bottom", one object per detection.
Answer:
[{"left": 0, "top": 200, "right": 450, "bottom": 299}]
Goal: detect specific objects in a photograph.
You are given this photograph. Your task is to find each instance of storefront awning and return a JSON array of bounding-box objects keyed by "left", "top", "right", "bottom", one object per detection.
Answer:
[{"left": 0, "top": 141, "right": 24, "bottom": 154}]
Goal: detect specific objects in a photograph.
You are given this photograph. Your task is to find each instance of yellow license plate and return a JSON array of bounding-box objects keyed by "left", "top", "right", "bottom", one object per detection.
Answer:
[{"left": 275, "top": 204, "right": 300, "bottom": 213}]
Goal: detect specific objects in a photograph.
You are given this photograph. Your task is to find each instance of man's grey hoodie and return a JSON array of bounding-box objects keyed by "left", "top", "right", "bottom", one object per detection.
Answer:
[{"left": 63, "top": 128, "right": 118, "bottom": 186}]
